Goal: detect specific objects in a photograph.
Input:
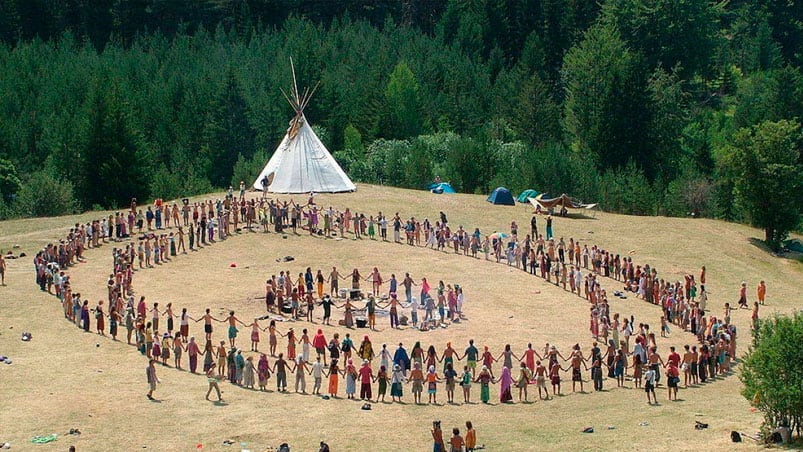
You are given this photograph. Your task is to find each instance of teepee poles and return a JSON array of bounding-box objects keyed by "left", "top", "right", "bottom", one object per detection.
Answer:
[{"left": 290, "top": 57, "right": 300, "bottom": 108}]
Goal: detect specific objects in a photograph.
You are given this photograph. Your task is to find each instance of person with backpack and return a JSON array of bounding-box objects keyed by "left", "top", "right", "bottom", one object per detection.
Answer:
[{"left": 341, "top": 333, "right": 355, "bottom": 361}]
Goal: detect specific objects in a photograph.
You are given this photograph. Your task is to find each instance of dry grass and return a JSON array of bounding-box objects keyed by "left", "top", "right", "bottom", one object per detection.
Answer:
[{"left": 1, "top": 183, "right": 801, "bottom": 451}]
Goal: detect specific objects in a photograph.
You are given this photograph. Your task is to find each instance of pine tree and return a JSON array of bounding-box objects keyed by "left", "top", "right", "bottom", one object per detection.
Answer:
[
  {"left": 202, "top": 68, "right": 255, "bottom": 188},
  {"left": 81, "top": 79, "right": 148, "bottom": 208}
]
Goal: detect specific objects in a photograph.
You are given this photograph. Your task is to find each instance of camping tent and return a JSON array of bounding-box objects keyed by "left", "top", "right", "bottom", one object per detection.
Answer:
[
  {"left": 430, "top": 182, "right": 456, "bottom": 194},
  {"left": 516, "top": 189, "right": 540, "bottom": 203},
  {"left": 252, "top": 60, "right": 356, "bottom": 194},
  {"left": 487, "top": 187, "right": 515, "bottom": 205}
]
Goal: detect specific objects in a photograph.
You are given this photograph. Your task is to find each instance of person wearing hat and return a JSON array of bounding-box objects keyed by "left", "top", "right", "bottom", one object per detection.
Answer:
[
  {"left": 390, "top": 364, "right": 405, "bottom": 402},
  {"left": 358, "top": 359, "right": 374, "bottom": 400},
  {"left": 474, "top": 365, "right": 494, "bottom": 403}
]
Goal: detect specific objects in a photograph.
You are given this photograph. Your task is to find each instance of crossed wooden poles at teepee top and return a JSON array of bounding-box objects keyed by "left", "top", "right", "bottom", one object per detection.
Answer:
[{"left": 279, "top": 58, "right": 320, "bottom": 138}]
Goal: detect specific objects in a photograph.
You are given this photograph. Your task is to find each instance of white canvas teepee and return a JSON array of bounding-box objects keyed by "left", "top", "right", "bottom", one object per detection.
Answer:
[{"left": 252, "top": 61, "right": 355, "bottom": 194}]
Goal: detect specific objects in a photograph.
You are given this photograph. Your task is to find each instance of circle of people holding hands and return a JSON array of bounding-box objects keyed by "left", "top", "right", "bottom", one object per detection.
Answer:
[{"left": 29, "top": 188, "right": 760, "bottom": 407}]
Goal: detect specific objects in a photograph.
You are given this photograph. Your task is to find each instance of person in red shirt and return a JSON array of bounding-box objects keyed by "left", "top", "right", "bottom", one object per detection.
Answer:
[
  {"left": 667, "top": 346, "right": 681, "bottom": 368},
  {"left": 312, "top": 329, "right": 328, "bottom": 365},
  {"left": 358, "top": 359, "right": 373, "bottom": 401},
  {"left": 666, "top": 361, "right": 680, "bottom": 400}
]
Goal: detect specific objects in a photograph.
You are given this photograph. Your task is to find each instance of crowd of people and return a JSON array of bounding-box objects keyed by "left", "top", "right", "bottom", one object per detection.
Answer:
[{"left": 28, "top": 189, "right": 759, "bottom": 408}]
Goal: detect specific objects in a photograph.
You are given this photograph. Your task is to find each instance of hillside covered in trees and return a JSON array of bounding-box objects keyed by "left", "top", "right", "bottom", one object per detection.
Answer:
[{"left": 0, "top": 0, "right": 801, "bottom": 246}]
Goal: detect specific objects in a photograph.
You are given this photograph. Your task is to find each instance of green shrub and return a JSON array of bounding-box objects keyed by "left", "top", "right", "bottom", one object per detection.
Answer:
[
  {"left": 741, "top": 312, "right": 803, "bottom": 440},
  {"left": 13, "top": 171, "right": 77, "bottom": 217}
]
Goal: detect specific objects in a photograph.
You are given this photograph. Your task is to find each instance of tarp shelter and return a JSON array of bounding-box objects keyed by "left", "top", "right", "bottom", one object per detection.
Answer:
[
  {"left": 529, "top": 193, "right": 597, "bottom": 210},
  {"left": 487, "top": 187, "right": 515, "bottom": 206},
  {"left": 516, "top": 189, "right": 540, "bottom": 203},
  {"left": 252, "top": 60, "right": 356, "bottom": 194},
  {"left": 429, "top": 182, "right": 456, "bottom": 194}
]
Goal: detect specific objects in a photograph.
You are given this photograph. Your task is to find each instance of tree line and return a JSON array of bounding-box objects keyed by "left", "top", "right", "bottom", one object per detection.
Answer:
[{"left": 0, "top": 0, "right": 801, "bottom": 248}]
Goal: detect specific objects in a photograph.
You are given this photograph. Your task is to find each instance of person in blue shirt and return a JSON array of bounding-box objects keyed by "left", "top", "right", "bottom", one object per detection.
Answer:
[{"left": 393, "top": 342, "right": 410, "bottom": 376}]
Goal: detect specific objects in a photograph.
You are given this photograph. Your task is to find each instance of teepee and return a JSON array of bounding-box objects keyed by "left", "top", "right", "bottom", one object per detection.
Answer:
[{"left": 252, "top": 60, "right": 356, "bottom": 194}]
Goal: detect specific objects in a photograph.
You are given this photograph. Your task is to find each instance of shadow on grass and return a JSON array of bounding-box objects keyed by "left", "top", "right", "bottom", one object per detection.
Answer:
[
  {"left": 748, "top": 237, "right": 803, "bottom": 264},
  {"left": 565, "top": 212, "right": 599, "bottom": 221}
]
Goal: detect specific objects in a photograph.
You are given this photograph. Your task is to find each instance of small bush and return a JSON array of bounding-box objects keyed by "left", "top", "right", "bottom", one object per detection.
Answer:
[{"left": 13, "top": 171, "right": 77, "bottom": 217}]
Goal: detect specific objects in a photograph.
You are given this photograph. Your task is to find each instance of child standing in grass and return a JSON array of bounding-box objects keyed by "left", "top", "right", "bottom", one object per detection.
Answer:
[
  {"left": 660, "top": 316, "right": 670, "bottom": 337},
  {"left": 449, "top": 428, "right": 465, "bottom": 452},
  {"left": 427, "top": 365, "right": 442, "bottom": 404},
  {"left": 465, "top": 421, "right": 477, "bottom": 452}
]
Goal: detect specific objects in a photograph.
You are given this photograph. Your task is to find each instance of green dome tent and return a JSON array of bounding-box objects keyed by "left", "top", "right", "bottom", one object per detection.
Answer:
[{"left": 516, "top": 189, "right": 540, "bottom": 203}]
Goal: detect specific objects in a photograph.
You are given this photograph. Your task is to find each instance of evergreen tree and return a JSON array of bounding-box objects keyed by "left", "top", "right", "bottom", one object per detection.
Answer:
[
  {"left": 81, "top": 80, "right": 148, "bottom": 208},
  {"left": 563, "top": 22, "right": 649, "bottom": 172},
  {"left": 202, "top": 67, "right": 256, "bottom": 187},
  {"left": 511, "top": 73, "right": 560, "bottom": 147},
  {"left": 384, "top": 61, "right": 423, "bottom": 139}
]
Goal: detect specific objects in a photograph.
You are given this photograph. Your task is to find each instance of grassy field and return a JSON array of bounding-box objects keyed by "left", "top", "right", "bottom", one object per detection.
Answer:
[{"left": 1, "top": 183, "right": 801, "bottom": 451}]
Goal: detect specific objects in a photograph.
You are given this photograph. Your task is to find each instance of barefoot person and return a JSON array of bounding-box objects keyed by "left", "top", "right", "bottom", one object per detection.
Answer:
[
  {"left": 757, "top": 280, "right": 766, "bottom": 305},
  {"left": 225, "top": 311, "right": 245, "bottom": 348},
  {"left": 570, "top": 350, "right": 587, "bottom": 392},
  {"left": 0, "top": 253, "right": 6, "bottom": 285},
  {"left": 534, "top": 361, "right": 549, "bottom": 399},
  {"left": 205, "top": 367, "right": 222, "bottom": 401},
  {"left": 195, "top": 308, "right": 220, "bottom": 342},
  {"left": 146, "top": 358, "right": 159, "bottom": 400},
  {"left": 644, "top": 365, "right": 657, "bottom": 404}
]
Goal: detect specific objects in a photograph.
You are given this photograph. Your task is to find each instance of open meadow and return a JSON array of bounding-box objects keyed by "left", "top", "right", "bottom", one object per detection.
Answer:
[{"left": 1, "top": 184, "right": 801, "bottom": 451}]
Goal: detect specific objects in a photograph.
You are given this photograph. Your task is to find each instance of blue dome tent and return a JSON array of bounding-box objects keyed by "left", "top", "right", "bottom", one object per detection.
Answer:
[
  {"left": 429, "top": 182, "right": 456, "bottom": 194},
  {"left": 487, "top": 187, "right": 515, "bottom": 206}
]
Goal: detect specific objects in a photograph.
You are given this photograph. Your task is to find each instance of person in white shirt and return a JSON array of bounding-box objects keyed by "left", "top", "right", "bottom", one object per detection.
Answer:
[
  {"left": 311, "top": 356, "right": 324, "bottom": 395},
  {"left": 644, "top": 367, "right": 657, "bottom": 404}
]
